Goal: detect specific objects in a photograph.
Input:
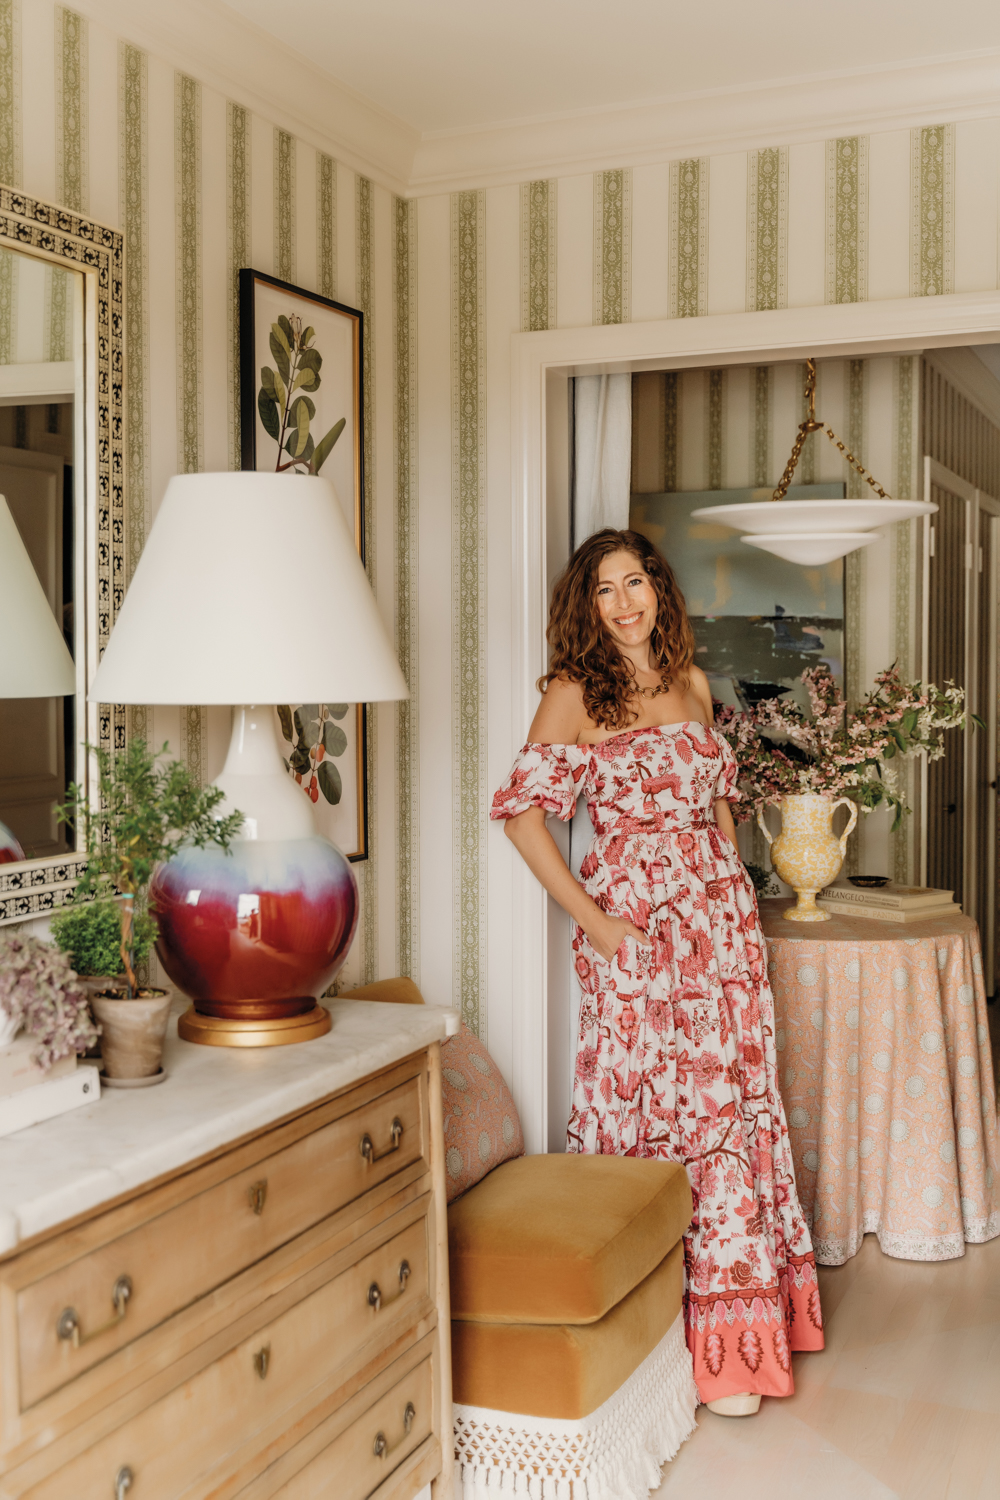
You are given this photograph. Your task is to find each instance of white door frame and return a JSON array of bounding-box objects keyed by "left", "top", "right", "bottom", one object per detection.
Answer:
[{"left": 505, "top": 289, "right": 1000, "bottom": 1155}]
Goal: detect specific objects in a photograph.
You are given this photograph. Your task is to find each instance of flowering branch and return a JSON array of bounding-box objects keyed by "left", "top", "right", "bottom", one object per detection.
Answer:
[{"left": 715, "top": 664, "right": 976, "bottom": 831}]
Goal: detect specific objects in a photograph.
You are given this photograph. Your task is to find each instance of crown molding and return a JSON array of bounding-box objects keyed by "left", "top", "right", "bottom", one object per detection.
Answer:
[
  {"left": 68, "top": 12, "right": 1000, "bottom": 199},
  {"left": 408, "top": 51, "right": 1000, "bottom": 194},
  {"left": 74, "top": 0, "right": 418, "bottom": 195}
]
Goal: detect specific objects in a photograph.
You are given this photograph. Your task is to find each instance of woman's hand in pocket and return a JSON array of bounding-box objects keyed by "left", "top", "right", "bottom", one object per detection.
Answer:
[{"left": 583, "top": 911, "right": 651, "bottom": 963}]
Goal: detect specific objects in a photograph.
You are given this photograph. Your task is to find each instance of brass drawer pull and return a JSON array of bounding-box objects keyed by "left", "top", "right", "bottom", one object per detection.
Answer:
[
  {"left": 115, "top": 1466, "right": 133, "bottom": 1500},
  {"left": 360, "top": 1117, "right": 403, "bottom": 1164},
  {"left": 367, "top": 1260, "right": 412, "bottom": 1313},
  {"left": 253, "top": 1342, "right": 271, "bottom": 1380},
  {"left": 373, "top": 1402, "right": 416, "bottom": 1459},
  {"left": 248, "top": 1178, "right": 268, "bottom": 1215},
  {"left": 57, "top": 1275, "right": 132, "bottom": 1348}
]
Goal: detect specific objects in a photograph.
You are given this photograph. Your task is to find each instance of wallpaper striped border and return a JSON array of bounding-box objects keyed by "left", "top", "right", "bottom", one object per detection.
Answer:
[
  {"left": 910, "top": 124, "right": 954, "bottom": 298},
  {"left": 826, "top": 136, "right": 868, "bottom": 305},
  {"left": 0, "top": 248, "right": 16, "bottom": 363},
  {"left": 521, "top": 178, "right": 557, "bottom": 332},
  {"left": 176, "top": 73, "right": 207, "bottom": 782},
  {"left": 317, "top": 151, "right": 336, "bottom": 300},
  {"left": 451, "top": 188, "right": 487, "bottom": 1037},
  {"left": 393, "top": 193, "right": 419, "bottom": 980},
  {"left": 706, "top": 368, "right": 724, "bottom": 490},
  {"left": 356, "top": 172, "right": 377, "bottom": 984},
  {"left": 175, "top": 73, "right": 203, "bottom": 476},
  {"left": 226, "top": 101, "right": 251, "bottom": 470},
  {"left": 669, "top": 158, "right": 708, "bottom": 319},
  {"left": 746, "top": 146, "right": 787, "bottom": 312},
  {"left": 119, "top": 41, "right": 150, "bottom": 746},
  {"left": 0, "top": 0, "right": 21, "bottom": 188},
  {"left": 274, "top": 126, "right": 295, "bottom": 284},
  {"left": 55, "top": 6, "right": 87, "bottom": 213},
  {"left": 752, "top": 364, "right": 772, "bottom": 487},
  {"left": 593, "top": 168, "right": 630, "bottom": 325},
  {"left": 798, "top": 361, "right": 816, "bottom": 484}
]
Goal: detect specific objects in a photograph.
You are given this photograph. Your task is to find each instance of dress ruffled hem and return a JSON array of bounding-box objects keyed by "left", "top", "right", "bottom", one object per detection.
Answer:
[{"left": 685, "top": 1253, "right": 824, "bottom": 1402}]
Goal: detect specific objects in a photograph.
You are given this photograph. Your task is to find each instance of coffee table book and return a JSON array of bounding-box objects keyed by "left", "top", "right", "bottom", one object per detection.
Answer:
[
  {"left": 816, "top": 899, "right": 960, "bottom": 923},
  {"left": 819, "top": 884, "right": 954, "bottom": 911}
]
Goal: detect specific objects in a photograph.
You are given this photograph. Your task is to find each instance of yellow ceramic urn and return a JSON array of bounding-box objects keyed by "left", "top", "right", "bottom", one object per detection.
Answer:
[{"left": 757, "top": 792, "right": 859, "bottom": 921}]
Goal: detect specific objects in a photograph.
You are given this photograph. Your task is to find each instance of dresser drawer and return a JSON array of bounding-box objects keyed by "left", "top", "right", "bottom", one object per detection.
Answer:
[
  {"left": 274, "top": 1356, "right": 433, "bottom": 1499},
  {"left": 16, "top": 1076, "right": 426, "bottom": 1410},
  {"left": 20, "top": 1213, "right": 431, "bottom": 1499}
]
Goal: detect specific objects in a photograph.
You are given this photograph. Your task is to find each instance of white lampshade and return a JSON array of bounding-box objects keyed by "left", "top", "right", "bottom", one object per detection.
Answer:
[
  {"left": 90, "top": 472, "right": 408, "bottom": 705},
  {"left": 0, "top": 494, "right": 75, "bottom": 697}
]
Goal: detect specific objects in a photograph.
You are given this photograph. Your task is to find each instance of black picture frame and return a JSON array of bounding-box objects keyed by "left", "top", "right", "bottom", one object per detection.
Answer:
[{"left": 238, "top": 267, "right": 369, "bottom": 862}]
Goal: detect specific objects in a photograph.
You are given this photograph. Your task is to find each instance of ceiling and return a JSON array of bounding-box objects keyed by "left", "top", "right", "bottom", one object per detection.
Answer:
[{"left": 220, "top": 0, "right": 1000, "bottom": 136}]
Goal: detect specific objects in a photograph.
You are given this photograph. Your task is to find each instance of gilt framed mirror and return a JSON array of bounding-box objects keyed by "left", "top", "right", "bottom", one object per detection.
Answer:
[{"left": 0, "top": 189, "right": 123, "bottom": 925}]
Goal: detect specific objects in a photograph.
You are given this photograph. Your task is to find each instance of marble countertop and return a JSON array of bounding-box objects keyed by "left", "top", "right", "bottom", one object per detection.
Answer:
[{"left": 0, "top": 998, "right": 459, "bottom": 1255}]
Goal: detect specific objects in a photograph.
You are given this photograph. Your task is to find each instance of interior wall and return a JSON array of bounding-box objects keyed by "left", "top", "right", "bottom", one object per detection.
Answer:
[{"left": 8, "top": 1, "right": 415, "bottom": 994}]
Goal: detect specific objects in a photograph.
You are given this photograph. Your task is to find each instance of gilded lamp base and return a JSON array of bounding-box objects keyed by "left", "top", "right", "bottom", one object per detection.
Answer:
[{"left": 177, "top": 1004, "right": 332, "bottom": 1048}]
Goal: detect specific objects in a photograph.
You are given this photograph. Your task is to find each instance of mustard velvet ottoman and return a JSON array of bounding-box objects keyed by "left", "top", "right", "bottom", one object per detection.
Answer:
[
  {"left": 342, "top": 982, "right": 699, "bottom": 1499},
  {"left": 448, "top": 1155, "right": 698, "bottom": 1499}
]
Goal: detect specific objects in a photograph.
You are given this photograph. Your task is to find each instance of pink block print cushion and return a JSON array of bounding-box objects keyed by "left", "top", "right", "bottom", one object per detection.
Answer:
[{"left": 441, "top": 1024, "right": 525, "bottom": 1203}]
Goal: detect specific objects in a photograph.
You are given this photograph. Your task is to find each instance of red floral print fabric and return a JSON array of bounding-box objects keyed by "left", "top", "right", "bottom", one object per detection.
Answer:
[{"left": 491, "top": 723, "right": 824, "bottom": 1402}]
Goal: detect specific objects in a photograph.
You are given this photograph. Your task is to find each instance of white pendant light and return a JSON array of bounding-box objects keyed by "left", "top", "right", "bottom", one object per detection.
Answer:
[
  {"left": 691, "top": 359, "right": 937, "bottom": 561},
  {"left": 740, "top": 532, "right": 880, "bottom": 566}
]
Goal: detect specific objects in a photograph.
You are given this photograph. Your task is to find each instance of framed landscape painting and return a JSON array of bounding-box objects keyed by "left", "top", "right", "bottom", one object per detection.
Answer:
[{"left": 239, "top": 268, "right": 368, "bottom": 861}]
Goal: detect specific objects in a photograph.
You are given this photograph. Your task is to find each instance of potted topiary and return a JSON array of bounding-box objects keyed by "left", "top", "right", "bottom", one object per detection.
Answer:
[
  {"left": 58, "top": 740, "right": 243, "bottom": 1082},
  {"left": 51, "top": 898, "right": 157, "bottom": 1000}
]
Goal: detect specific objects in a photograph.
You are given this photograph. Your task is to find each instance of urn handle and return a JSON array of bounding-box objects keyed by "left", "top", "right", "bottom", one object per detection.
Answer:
[
  {"left": 756, "top": 805, "right": 774, "bottom": 847},
  {"left": 832, "top": 797, "right": 859, "bottom": 855}
]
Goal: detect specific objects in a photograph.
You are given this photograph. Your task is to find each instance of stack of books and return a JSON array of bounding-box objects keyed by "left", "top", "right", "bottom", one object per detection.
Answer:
[{"left": 817, "top": 883, "right": 960, "bottom": 923}]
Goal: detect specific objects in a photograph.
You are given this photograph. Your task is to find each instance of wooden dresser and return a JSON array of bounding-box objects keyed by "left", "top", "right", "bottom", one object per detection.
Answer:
[{"left": 0, "top": 998, "right": 458, "bottom": 1499}]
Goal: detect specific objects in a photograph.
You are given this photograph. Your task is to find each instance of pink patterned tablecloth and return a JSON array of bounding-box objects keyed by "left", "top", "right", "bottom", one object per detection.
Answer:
[{"left": 761, "top": 897, "right": 1000, "bottom": 1265}]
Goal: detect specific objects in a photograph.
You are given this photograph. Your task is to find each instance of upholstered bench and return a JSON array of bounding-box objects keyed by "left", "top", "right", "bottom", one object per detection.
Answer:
[{"left": 342, "top": 980, "right": 699, "bottom": 1500}]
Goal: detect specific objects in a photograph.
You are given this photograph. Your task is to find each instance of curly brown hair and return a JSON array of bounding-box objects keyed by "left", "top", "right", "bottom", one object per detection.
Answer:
[{"left": 539, "top": 528, "right": 695, "bottom": 731}]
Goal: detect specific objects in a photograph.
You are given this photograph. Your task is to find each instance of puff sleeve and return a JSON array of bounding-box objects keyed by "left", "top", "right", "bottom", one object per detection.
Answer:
[
  {"left": 715, "top": 730, "right": 745, "bottom": 804},
  {"left": 490, "top": 743, "right": 586, "bottom": 823}
]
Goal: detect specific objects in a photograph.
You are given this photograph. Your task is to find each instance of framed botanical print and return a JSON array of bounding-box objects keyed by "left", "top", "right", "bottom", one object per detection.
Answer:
[{"left": 238, "top": 268, "right": 368, "bottom": 861}]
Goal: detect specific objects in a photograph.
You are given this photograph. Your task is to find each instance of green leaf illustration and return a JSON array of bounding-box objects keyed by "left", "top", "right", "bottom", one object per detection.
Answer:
[
  {"left": 289, "top": 744, "right": 310, "bottom": 775},
  {"left": 328, "top": 704, "right": 349, "bottom": 720},
  {"left": 293, "top": 365, "right": 319, "bottom": 392},
  {"left": 288, "top": 396, "right": 311, "bottom": 457},
  {"left": 276, "top": 705, "right": 294, "bottom": 742},
  {"left": 260, "top": 366, "right": 277, "bottom": 397},
  {"left": 299, "top": 348, "right": 322, "bottom": 373},
  {"left": 301, "top": 325, "right": 315, "bottom": 347},
  {"left": 269, "top": 327, "right": 290, "bottom": 382},
  {"left": 277, "top": 314, "right": 294, "bottom": 346},
  {"left": 312, "top": 417, "right": 346, "bottom": 474},
  {"left": 258, "top": 387, "right": 280, "bottom": 441},
  {"left": 294, "top": 706, "right": 320, "bottom": 749},
  {"left": 318, "top": 760, "right": 343, "bottom": 805},
  {"left": 323, "top": 722, "right": 348, "bottom": 757}
]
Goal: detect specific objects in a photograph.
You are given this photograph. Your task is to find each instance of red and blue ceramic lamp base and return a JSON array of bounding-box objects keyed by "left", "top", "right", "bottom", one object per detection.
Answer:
[{"left": 153, "top": 706, "right": 358, "bottom": 1047}]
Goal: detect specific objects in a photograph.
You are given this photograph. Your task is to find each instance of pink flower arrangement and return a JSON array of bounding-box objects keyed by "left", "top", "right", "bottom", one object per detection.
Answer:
[
  {"left": 715, "top": 664, "right": 972, "bottom": 830},
  {"left": 0, "top": 931, "right": 99, "bottom": 1070}
]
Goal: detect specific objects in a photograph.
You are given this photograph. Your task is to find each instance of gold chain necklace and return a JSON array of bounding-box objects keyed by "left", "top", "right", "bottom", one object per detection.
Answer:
[{"left": 637, "top": 681, "right": 667, "bottom": 700}]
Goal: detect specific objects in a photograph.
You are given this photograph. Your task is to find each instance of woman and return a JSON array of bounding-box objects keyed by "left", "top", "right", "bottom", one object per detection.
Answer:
[{"left": 491, "top": 528, "right": 823, "bottom": 1415}]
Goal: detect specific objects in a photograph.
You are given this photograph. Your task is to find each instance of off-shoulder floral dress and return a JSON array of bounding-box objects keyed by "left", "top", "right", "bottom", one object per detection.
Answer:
[{"left": 491, "top": 722, "right": 823, "bottom": 1403}]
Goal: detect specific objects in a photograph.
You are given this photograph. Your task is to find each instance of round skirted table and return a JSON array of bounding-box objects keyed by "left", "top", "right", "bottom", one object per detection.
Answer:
[{"left": 760, "top": 897, "right": 1000, "bottom": 1266}]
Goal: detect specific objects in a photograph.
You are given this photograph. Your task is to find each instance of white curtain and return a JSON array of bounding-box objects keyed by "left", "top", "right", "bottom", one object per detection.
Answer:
[{"left": 572, "top": 374, "right": 632, "bottom": 545}]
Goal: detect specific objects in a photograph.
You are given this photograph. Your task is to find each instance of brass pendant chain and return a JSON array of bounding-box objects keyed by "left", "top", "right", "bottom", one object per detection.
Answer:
[
  {"left": 770, "top": 358, "right": 889, "bottom": 502},
  {"left": 637, "top": 678, "right": 668, "bottom": 700}
]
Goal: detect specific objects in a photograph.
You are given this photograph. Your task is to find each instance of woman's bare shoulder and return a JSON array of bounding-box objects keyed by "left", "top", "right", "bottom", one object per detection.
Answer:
[
  {"left": 686, "top": 664, "right": 714, "bottom": 720},
  {"left": 527, "top": 675, "right": 588, "bottom": 744}
]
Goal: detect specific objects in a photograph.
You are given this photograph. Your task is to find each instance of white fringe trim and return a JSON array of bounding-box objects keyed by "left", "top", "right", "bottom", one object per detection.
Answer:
[{"left": 452, "top": 1309, "right": 699, "bottom": 1500}]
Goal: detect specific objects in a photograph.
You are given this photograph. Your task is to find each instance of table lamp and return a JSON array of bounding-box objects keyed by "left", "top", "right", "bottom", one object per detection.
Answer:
[
  {"left": 89, "top": 472, "right": 408, "bottom": 1047},
  {"left": 0, "top": 495, "right": 76, "bottom": 862}
]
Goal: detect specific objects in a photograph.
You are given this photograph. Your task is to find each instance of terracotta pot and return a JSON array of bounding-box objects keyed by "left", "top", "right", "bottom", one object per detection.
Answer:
[
  {"left": 757, "top": 792, "right": 859, "bottom": 922},
  {"left": 91, "top": 989, "right": 171, "bottom": 1079}
]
